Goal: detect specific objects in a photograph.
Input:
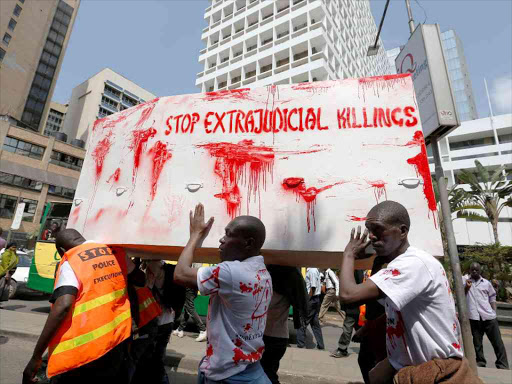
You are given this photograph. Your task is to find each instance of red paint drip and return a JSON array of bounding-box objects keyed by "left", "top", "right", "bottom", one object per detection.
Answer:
[
  {"left": 203, "top": 88, "right": 253, "bottom": 102},
  {"left": 135, "top": 98, "right": 160, "bottom": 128},
  {"left": 130, "top": 127, "right": 157, "bottom": 183},
  {"left": 282, "top": 177, "right": 346, "bottom": 232},
  {"left": 93, "top": 208, "right": 106, "bottom": 222},
  {"left": 348, "top": 215, "right": 367, "bottom": 222},
  {"left": 148, "top": 141, "right": 173, "bottom": 200},
  {"left": 69, "top": 205, "right": 81, "bottom": 225},
  {"left": 197, "top": 140, "right": 275, "bottom": 218},
  {"left": 91, "top": 134, "right": 112, "bottom": 181},
  {"left": 386, "top": 311, "right": 408, "bottom": 351},
  {"left": 200, "top": 266, "right": 220, "bottom": 286},
  {"left": 452, "top": 342, "right": 461, "bottom": 351},
  {"left": 240, "top": 282, "right": 253, "bottom": 293},
  {"left": 367, "top": 180, "right": 387, "bottom": 203},
  {"left": 232, "top": 346, "right": 265, "bottom": 365},
  {"left": 406, "top": 131, "right": 437, "bottom": 228},
  {"left": 107, "top": 168, "right": 121, "bottom": 183}
]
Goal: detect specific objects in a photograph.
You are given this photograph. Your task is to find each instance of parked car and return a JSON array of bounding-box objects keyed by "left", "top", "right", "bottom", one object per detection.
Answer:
[{"left": 1, "top": 248, "right": 31, "bottom": 299}]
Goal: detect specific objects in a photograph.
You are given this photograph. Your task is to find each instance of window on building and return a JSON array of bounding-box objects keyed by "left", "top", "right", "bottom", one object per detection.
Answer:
[
  {"left": 48, "top": 185, "right": 75, "bottom": 199},
  {"left": 3, "top": 33, "right": 12, "bottom": 45},
  {"left": 13, "top": 4, "right": 22, "bottom": 17},
  {"left": 101, "top": 95, "right": 118, "bottom": 109},
  {"left": 0, "top": 194, "right": 18, "bottom": 219},
  {"left": 104, "top": 85, "right": 121, "bottom": 99},
  {"left": 498, "top": 133, "right": 512, "bottom": 144},
  {"left": 98, "top": 107, "right": 113, "bottom": 118},
  {"left": 3, "top": 136, "right": 45, "bottom": 159},
  {"left": 50, "top": 151, "right": 83, "bottom": 171},
  {"left": 0, "top": 172, "right": 43, "bottom": 191},
  {"left": 0, "top": 47, "right": 5, "bottom": 62},
  {"left": 8, "top": 18, "right": 17, "bottom": 31},
  {"left": 21, "top": 198, "right": 38, "bottom": 222}
]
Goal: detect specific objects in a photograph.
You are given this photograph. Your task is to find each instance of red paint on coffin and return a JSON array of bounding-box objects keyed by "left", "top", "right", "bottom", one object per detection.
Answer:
[
  {"left": 130, "top": 127, "right": 157, "bottom": 183},
  {"left": 135, "top": 98, "right": 160, "bottom": 128},
  {"left": 148, "top": 141, "right": 173, "bottom": 200},
  {"left": 203, "top": 88, "right": 253, "bottom": 102},
  {"left": 107, "top": 168, "right": 121, "bottom": 183},
  {"left": 406, "top": 131, "right": 437, "bottom": 228},
  {"left": 69, "top": 205, "right": 81, "bottom": 225},
  {"left": 91, "top": 134, "right": 112, "bottom": 181},
  {"left": 197, "top": 140, "right": 275, "bottom": 218},
  {"left": 282, "top": 177, "right": 345, "bottom": 232},
  {"left": 367, "top": 180, "right": 387, "bottom": 203},
  {"left": 93, "top": 208, "right": 106, "bottom": 222},
  {"left": 348, "top": 216, "right": 367, "bottom": 222}
]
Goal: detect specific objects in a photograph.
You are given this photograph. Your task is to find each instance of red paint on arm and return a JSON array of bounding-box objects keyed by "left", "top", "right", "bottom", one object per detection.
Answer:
[{"left": 148, "top": 141, "right": 173, "bottom": 200}]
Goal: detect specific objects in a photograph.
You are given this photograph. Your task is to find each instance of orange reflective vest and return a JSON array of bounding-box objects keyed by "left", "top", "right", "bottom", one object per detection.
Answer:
[
  {"left": 47, "top": 243, "right": 131, "bottom": 377},
  {"left": 135, "top": 286, "right": 161, "bottom": 328}
]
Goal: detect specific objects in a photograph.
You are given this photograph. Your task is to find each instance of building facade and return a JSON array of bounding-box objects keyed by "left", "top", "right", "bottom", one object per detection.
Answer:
[
  {"left": 61, "top": 67, "right": 156, "bottom": 145},
  {"left": 195, "top": 0, "right": 390, "bottom": 92},
  {"left": 428, "top": 114, "right": 512, "bottom": 246},
  {"left": 0, "top": 0, "right": 80, "bottom": 133},
  {"left": 42, "top": 101, "right": 68, "bottom": 137},
  {"left": 0, "top": 118, "right": 85, "bottom": 246}
]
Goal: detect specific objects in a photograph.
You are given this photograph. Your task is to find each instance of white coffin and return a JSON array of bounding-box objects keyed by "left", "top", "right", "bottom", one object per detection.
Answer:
[{"left": 69, "top": 74, "right": 442, "bottom": 267}]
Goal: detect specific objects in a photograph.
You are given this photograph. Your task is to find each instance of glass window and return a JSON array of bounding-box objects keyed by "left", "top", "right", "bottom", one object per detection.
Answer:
[
  {"left": 8, "top": 18, "right": 17, "bottom": 31},
  {"left": 0, "top": 194, "right": 18, "bottom": 219},
  {"left": 58, "top": 0, "right": 74, "bottom": 17},
  {"left": 0, "top": 47, "right": 6, "bottom": 62},
  {"left": 3, "top": 33, "right": 12, "bottom": 45},
  {"left": 21, "top": 198, "right": 38, "bottom": 222},
  {"left": 2, "top": 136, "right": 45, "bottom": 159},
  {"left": 48, "top": 185, "right": 75, "bottom": 199},
  {"left": 13, "top": 4, "right": 22, "bottom": 17},
  {"left": 0, "top": 171, "right": 42, "bottom": 191},
  {"left": 50, "top": 151, "right": 83, "bottom": 171}
]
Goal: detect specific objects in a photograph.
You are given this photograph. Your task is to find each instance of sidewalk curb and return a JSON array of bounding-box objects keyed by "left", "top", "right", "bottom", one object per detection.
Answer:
[{"left": 0, "top": 329, "right": 39, "bottom": 341}]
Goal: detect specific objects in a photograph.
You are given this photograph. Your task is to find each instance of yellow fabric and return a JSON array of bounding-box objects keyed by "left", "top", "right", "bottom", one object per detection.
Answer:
[{"left": 73, "top": 288, "right": 127, "bottom": 317}]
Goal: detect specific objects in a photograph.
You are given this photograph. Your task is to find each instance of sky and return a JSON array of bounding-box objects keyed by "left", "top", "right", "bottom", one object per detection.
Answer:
[{"left": 52, "top": 0, "right": 512, "bottom": 118}]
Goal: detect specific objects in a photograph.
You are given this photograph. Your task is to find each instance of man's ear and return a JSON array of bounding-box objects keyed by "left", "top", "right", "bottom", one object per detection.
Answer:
[
  {"left": 245, "top": 237, "right": 255, "bottom": 249},
  {"left": 399, "top": 224, "right": 409, "bottom": 238}
]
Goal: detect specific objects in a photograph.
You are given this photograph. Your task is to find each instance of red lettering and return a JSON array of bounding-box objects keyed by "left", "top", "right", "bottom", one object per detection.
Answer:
[
  {"left": 305, "top": 108, "right": 316, "bottom": 130},
  {"left": 262, "top": 110, "right": 271, "bottom": 133},
  {"left": 373, "top": 107, "right": 378, "bottom": 127},
  {"left": 226, "top": 110, "right": 237, "bottom": 133},
  {"left": 254, "top": 109, "right": 264, "bottom": 134},
  {"left": 377, "top": 108, "right": 392, "bottom": 128},
  {"left": 316, "top": 108, "right": 328, "bottom": 130},
  {"left": 204, "top": 112, "right": 214, "bottom": 133},
  {"left": 181, "top": 114, "right": 191, "bottom": 133},
  {"left": 165, "top": 115, "right": 173, "bottom": 135},
  {"left": 245, "top": 110, "right": 255, "bottom": 132},
  {"left": 391, "top": 107, "right": 404, "bottom": 127},
  {"left": 404, "top": 106, "right": 418, "bottom": 127},
  {"left": 288, "top": 108, "right": 298, "bottom": 131},
  {"left": 273, "top": 108, "right": 284, "bottom": 132},
  {"left": 235, "top": 110, "right": 246, "bottom": 133},
  {"left": 363, "top": 107, "right": 373, "bottom": 128},
  {"left": 337, "top": 108, "right": 349, "bottom": 129},
  {"left": 281, "top": 108, "right": 289, "bottom": 131},
  {"left": 298, "top": 108, "right": 304, "bottom": 131},
  {"left": 174, "top": 114, "right": 183, "bottom": 132},
  {"left": 352, "top": 107, "right": 362, "bottom": 128},
  {"left": 213, "top": 112, "right": 226, "bottom": 133},
  {"left": 190, "top": 113, "right": 199, "bottom": 133}
]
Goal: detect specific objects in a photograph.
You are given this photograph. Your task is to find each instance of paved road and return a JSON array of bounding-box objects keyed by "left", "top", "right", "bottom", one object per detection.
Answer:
[{"left": 3, "top": 292, "right": 511, "bottom": 369}]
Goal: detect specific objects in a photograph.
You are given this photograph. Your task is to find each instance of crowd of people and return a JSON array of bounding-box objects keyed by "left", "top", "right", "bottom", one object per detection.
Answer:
[{"left": 12, "top": 200, "right": 508, "bottom": 384}]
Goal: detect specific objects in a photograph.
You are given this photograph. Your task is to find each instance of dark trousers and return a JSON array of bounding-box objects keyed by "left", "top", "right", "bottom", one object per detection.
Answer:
[
  {"left": 50, "top": 341, "right": 129, "bottom": 383},
  {"left": 132, "top": 322, "right": 174, "bottom": 384},
  {"left": 128, "top": 319, "right": 159, "bottom": 383},
  {"left": 260, "top": 335, "right": 288, "bottom": 384},
  {"left": 358, "top": 339, "right": 376, "bottom": 384},
  {"left": 337, "top": 313, "right": 358, "bottom": 352},
  {"left": 178, "top": 288, "right": 206, "bottom": 332},
  {"left": 296, "top": 295, "right": 324, "bottom": 349},
  {"left": 470, "top": 318, "right": 509, "bottom": 369}
]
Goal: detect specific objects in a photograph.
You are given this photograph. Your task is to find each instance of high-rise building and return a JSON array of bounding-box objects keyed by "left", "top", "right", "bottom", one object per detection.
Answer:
[
  {"left": 0, "top": 0, "right": 80, "bottom": 132},
  {"left": 42, "top": 101, "right": 68, "bottom": 137},
  {"left": 196, "top": 0, "right": 390, "bottom": 92},
  {"left": 387, "top": 29, "right": 477, "bottom": 122},
  {"left": 61, "top": 68, "right": 156, "bottom": 145},
  {"left": 441, "top": 30, "right": 478, "bottom": 122}
]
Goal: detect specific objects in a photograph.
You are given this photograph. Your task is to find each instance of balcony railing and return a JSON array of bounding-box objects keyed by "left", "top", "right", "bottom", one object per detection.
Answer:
[
  {"left": 247, "top": 44, "right": 257, "bottom": 51},
  {"left": 246, "top": 70, "right": 256, "bottom": 78},
  {"left": 262, "top": 13, "right": 274, "bottom": 20},
  {"left": 293, "top": 22, "right": 307, "bottom": 32},
  {"left": 232, "top": 76, "right": 241, "bottom": 83},
  {"left": 277, "top": 31, "right": 289, "bottom": 39},
  {"left": 277, "top": 4, "right": 290, "bottom": 13},
  {"left": 293, "top": 50, "right": 308, "bottom": 61},
  {"left": 261, "top": 64, "right": 272, "bottom": 73},
  {"left": 262, "top": 37, "right": 273, "bottom": 45},
  {"left": 218, "top": 81, "right": 227, "bottom": 88},
  {"left": 277, "top": 58, "right": 290, "bottom": 67}
]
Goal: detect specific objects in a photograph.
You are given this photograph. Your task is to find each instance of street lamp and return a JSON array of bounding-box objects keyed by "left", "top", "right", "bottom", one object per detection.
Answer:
[{"left": 366, "top": 0, "right": 390, "bottom": 57}]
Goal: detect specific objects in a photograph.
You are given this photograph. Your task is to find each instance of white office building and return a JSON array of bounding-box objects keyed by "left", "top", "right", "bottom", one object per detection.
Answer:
[
  {"left": 62, "top": 68, "right": 156, "bottom": 146},
  {"left": 196, "top": 0, "right": 391, "bottom": 92},
  {"left": 428, "top": 114, "right": 512, "bottom": 246}
]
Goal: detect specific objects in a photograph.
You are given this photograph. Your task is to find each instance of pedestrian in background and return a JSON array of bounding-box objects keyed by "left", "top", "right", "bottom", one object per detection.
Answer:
[
  {"left": 296, "top": 267, "right": 325, "bottom": 350},
  {"left": 0, "top": 242, "right": 19, "bottom": 304},
  {"left": 0, "top": 227, "right": 7, "bottom": 249},
  {"left": 464, "top": 262, "right": 509, "bottom": 369},
  {"left": 173, "top": 263, "right": 207, "bottom": 342},
  {"left": 318, "top": 268, "right": 345, "bottom": 324},
  {"left": 261, "top": 265, "right": 308, "bottom": 384}
]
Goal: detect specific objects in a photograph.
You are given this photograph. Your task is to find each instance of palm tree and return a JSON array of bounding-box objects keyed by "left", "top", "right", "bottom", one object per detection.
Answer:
[{"left": 457, "top": 160, "right": 512, "bottom": 245}]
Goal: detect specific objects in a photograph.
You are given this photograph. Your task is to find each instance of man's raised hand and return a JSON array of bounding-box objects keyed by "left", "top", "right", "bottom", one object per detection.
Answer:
[
  {"left": 189, "top": 203, "right": 214, "bottom": 247},
  {"left": 343, "top": 226, "right": 371, "bottom": 259}
]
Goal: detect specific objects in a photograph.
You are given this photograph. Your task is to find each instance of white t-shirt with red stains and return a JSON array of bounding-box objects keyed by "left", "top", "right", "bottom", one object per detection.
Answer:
[
  {"left": 196, "top": 255, "right": 272, "bottom": 381},
  {"left": 369, "top": 246, "right": 463, "bottom": 371}
]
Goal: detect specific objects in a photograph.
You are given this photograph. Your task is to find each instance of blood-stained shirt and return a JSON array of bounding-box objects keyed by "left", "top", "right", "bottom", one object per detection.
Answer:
[
  {"left": 369, "top": 247, "right": 463, "bottom": 371},
  {"left": 196, "top": 255, "right": 272, "bottom": 381}
]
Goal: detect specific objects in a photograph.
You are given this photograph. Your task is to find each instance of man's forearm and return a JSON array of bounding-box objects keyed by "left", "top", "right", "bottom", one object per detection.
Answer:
[
  {"left": 174, "top": 235, "right": 201, "bottom": 288},
  {"left": 491, "top": 301, "right": 497, "bottom": 312},
  {"left": 339, "top": 254, "right": 356, "bottom": 302}
]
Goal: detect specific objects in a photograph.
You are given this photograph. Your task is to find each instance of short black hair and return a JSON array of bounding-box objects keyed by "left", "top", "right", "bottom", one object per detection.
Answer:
[
  {"left": 367, "top": 200, "right": 411, "bottom": 229},
  {"left": 232, "top": 215, "right": 266, "bottom": 250},
  {"left": 6, "top": 242, "right": 18, "bottom": 249},
  {"left": 56, "top": 229, "right": 86, "bottom": 252}
]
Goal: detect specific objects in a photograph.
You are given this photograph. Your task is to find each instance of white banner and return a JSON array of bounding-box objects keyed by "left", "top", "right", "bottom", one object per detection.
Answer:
[{"left": 11, "top": 202, "right": 25, "bottom": 230}]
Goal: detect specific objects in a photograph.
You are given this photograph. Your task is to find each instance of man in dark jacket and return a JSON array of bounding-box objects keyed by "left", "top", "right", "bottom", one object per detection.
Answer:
[{"left": 330, "top": 270, "right": 364, "bottom": 358}]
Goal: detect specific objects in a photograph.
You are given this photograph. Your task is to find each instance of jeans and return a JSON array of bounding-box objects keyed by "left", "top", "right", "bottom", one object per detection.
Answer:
[
  {"left": 337, "top": 313, "right": 358, "bottom": 352},
  {"left": 197, "top": 358, "right": 271, "bottom": 384},
  {"left": 296, "top": 295, "right": 324, "bottom": 349},
  {"left": 178, "top": 288, "right": 206, "bottom": 332},
  {"left": 260, "top": 336, "right": 288, "bottom": 384},
  {"left": 132, "top": 322, "right": 174, "bottom": 384},
  {"left": 470, "top": 318, "right": 509, "bottom": 369}
]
